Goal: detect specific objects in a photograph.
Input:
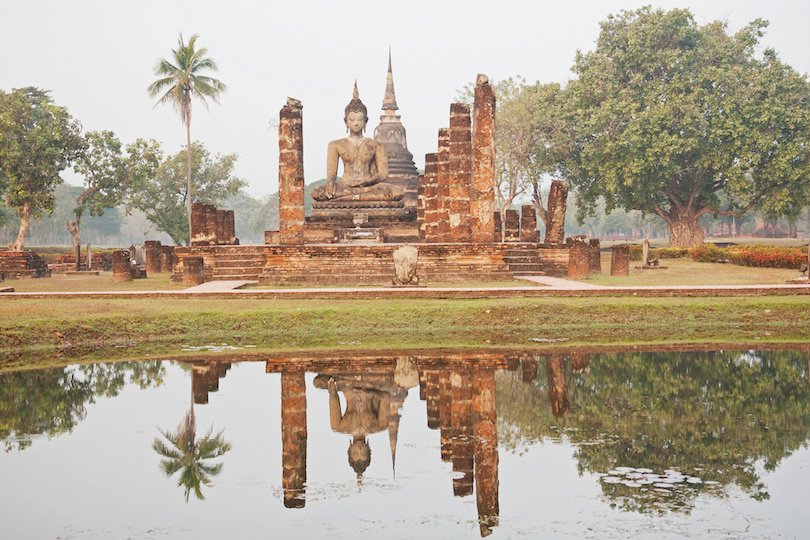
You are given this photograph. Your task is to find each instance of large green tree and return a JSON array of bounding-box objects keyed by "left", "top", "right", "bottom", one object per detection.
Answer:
[
  {"left": 0, "top": 87, "right": 83, "bottom": 250},
  {"left": 147, "top": 34, "right": 226, "bottom": 239},
  {"left": 68, "top": 130, "right": 127, "bottom": 268},
  {"left": 560, "top": 8, "right": 810, "bottom": 246},
  {"left": 127, "top": 140, "right": 245, "bottom": 245}
]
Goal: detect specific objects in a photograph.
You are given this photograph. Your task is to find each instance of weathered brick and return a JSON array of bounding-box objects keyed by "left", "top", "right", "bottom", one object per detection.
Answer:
[
  {"left": 278, "top": 98, "right": 305, "bottom": 245},
  {"left": 471, "top": 75, "right": 496, "bottom": 243}
]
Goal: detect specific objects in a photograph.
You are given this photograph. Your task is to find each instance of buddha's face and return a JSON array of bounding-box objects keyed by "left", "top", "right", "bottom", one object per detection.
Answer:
[{"left": 345, "top": 111, "right": 367, "bottom": 135}]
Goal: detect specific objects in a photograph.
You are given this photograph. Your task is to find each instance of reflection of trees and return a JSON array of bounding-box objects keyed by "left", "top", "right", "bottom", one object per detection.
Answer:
[
  {"left": 153, "top": 406, "right": 231, "bottom": 502},
  {"left": 496, "top": 350, "right": 810, "bottom": 514},
  {"left": 0, "top": 362, "right": 164, "bottom": 452}
]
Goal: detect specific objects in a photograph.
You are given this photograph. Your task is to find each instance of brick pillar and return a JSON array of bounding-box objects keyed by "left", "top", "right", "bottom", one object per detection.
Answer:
[
  {"left": 520, "top": 205, "right": 538, "bottom": 242},
  {"left": 493, "top": 211, "right": 502, "bottom": 241},
  {"left": 278, "top": 98, "right": 305, "bottom": 245},
  {"left": 226, "top": 210, "right": 236, "bottom": 244},
  {"left": 417, "top": 173, "right": 426, "bottom": 241},
  {"left": 216, "top": 209, "right": 227, "bottom": 244},
  {"left": 203, "top": 205, "right": 217, "bottom": 245},
  {"left": 471, "top": 75, "right": 496, "bottom": 243},
  {"left": 281, "top": 370, "right": 307, "bottom": 509},
  {"left": 422, "top": 153, "right": 439, "bottom": 243},
  {"left": 589, "top": 239, "right": 602, "bottom": 273},
  {"left": 111, "top": 250, "right": 132, "bottom": 282},
  {"left": 450, "top": 370, "right": 474, "bottom": 497},
  {"left": 611, "top": 244, "right": 630, "bottom": 276},
  {"left": 159, "top": 246, "right": 175, "bottom": 274},
  {"left": 544, "top": 180, "right": 569, "bottom": 244},
  {"left": 546, "top": 356, "right": 569, "bottom": 417},
  {"left": 567, "top": 236, "right": 590, "bottom": 278},
  {"left": 144, "top": 240, "right": 161, "bottom": 274},
  {"left": 436, "top": 128, "right": 451, "bottom": 242},
  {"left": 448, "top": 103, "right": 472, "bottom": 243},
  {"left": 504, "top": 209, "right": 520, "bottom": 242},
  {"left": 183, "top": 256, "right": 205, "bottom": 285},
  {"left": 190, "top": 203, "right": 208, "bottom": 246},
  {"left": 473, "top": 369, "right": 499, "bottom": 536}
]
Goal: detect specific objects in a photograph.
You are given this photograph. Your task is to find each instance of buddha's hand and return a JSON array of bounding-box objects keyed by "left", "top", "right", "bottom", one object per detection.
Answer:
[{"left": 325, "top": 178, "right": 336, "bottom": 199}]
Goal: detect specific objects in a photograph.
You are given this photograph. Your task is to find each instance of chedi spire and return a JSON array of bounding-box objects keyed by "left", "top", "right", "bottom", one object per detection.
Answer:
[{"left": 382, "top": 47, "right": 399, "bottom": 112}]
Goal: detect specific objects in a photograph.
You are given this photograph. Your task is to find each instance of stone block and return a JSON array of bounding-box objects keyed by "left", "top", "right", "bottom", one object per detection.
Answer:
[
  {"left": 589, "top": 239, "right": 602, "bottom": 273},
  {"left": 144, "top": 240, "right": 162, "bottom": 274},
  {"left": 392, "top": 245, "right": 419, "bottom": 285},
  {"left": 567, "top": 236, "right": 590, "bottom": 278},
  {"left": 183, "top": 256, "right": 205, "bottom": 285},
  {"left": 160, "top": 245, "right": 175, "bottom": 274},
  {"left": 520, "top": 205, "right": 538, "bottom": 242},
  {"left": 611, "top": 244, "right": 630, "bottom": 276},
  {"left": 545, "top": 180, "right": 568, "bottom": 244},
  {"left": 503, "top": 210, "right": 520, "bottom": 242},
  {"left": 112, "top": 250, "right": 132, "bottom": 283}
]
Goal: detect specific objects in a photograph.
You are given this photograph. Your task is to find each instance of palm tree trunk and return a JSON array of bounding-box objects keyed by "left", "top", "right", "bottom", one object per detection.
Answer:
[{"left": 186, "top": 105, "right": 193, "bottom": 246}]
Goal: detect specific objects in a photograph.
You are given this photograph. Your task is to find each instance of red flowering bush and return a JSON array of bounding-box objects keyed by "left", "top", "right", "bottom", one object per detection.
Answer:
[{"left": 725, "top": 245, "right": 807, "bottom": 269}]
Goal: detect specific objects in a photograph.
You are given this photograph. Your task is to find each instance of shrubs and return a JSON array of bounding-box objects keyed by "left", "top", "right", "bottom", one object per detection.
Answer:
[
  {"left": 690, "top": 244, "right": 807, "bottom": 269},
  {"left": 629, "top": 245, "right": 691, "bottom": 261}
]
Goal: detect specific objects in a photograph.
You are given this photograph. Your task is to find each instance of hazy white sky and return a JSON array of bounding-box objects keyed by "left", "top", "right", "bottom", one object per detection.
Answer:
[{"left": 2, "top": 0, "right": 809, "bottom": 199}]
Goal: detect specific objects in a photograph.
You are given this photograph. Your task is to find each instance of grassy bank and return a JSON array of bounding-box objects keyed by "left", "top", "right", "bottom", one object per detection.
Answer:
[{"left": 2, "top": 295, "right": 809, "bottom": 371}]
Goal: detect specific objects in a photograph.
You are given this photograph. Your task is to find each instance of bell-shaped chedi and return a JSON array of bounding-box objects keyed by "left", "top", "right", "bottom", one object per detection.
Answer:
[{"left": 373, "top": 48, "right": 419, "bottom": 207}]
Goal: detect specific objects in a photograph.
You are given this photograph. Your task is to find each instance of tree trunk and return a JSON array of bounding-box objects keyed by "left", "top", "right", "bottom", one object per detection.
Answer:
[
  {"left": 67, "top": 215, "right": 81, "bottom": 271},
  {"left": 10, "top": 202, "right": 31, "bottom": 251},
  {"left": 668, "top": 213, "right": 705, "bottom": 247},
  {"left": 185, "top": 105, "right": 193, "bottom": 246}
]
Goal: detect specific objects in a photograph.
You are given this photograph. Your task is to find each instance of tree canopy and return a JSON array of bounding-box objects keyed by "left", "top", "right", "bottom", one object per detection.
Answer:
[{"left": 560, "top": 8, "right": 810, "bottom": 246}]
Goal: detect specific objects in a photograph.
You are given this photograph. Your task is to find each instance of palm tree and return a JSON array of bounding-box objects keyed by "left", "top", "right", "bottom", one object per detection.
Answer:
[
  {"left": 153, "top": 404, "right": 231, "bottom": 501},
  {"left": 147, "top": 33, "right": 226, "bottom": 243}
]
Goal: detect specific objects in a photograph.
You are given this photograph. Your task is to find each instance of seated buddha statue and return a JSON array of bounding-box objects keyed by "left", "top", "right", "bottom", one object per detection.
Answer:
[{"left": 311, "top": 82, "right": 404, "bottom": 203}]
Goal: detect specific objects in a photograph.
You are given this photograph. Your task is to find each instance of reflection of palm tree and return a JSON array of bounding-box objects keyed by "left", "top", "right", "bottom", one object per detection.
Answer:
[{"left": 153, "top": 401, "right": 231, "bottom": 501}]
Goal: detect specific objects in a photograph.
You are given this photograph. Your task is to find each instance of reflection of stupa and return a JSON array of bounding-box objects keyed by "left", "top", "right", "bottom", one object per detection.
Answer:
[{"left": 374, "top": 49, "right": 419, "bottom": 208}]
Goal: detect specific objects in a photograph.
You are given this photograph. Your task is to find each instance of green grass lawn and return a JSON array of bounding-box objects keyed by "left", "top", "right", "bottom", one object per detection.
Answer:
[
  {"left": 4, "top": 272, "right": 186, "bottom": 292},
  {"left": 2, "top": 295, "right": 809, "bottom": 371},
  {"left": 580, "top": 256, "right": 800, "bottom": 286}
]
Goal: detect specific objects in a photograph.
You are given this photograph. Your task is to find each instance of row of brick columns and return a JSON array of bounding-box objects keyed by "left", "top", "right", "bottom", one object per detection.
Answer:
[
  {"left": 112, "top": 243, "right": 176, "bottom": 282},
  {"left": 190, "top": 203, "right": 236, "bottom": 246},
  {"left": 566, "top": 236, "right": 630, "bottom": 278}
]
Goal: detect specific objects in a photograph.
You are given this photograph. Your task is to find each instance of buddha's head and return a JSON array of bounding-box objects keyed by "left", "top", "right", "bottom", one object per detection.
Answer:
[
  {"left": 344, "top": 80, "right": 368, "bottom": 134},
  {"left": 348, "top": 436, "right": 371, "bottom": 477}
]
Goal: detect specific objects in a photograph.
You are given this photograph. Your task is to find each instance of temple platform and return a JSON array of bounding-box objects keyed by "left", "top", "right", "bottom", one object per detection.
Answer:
[{"left": 171, "top": 243, "right": 569, "bottom": 286}]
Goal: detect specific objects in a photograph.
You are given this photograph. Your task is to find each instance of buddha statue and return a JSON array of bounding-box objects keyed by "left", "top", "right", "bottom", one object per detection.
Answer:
[{"left": 311, "top": 82, "right": 405, "bottom": 203}]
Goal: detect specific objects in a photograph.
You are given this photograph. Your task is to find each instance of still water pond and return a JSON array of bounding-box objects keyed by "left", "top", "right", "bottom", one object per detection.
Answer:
[{"left": 1, "top": 348, "right": 809, "bottom": 539}]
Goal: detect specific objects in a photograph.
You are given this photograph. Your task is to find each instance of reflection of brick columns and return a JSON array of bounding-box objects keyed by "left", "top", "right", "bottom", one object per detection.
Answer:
[
  {"left": 471, "top": 75, "right": 496, "bottom": 243},
  {"left": 589, "top": 239, "right": 602, "bottom": 273},
  {"left": 204, "top": 205, "right": 218, "bottom": 245},
  {"left": 546, "top": 356, "right": 569, "bottom": 417},
  {"left": 504, "top": 210, "right": 520, "bottom": 242},
  {"left": 439, "top": 371, "right": 453, "bottom": 461},
  {"left": 473, "top": 369, "right": 499, "bottom": 536},
  {"left": 521, "top": 357, "right": 538, "bottom": 383},
  {"left": 436, "top": 128, "right": 451, "bottom": 242},
  {"left": 610, "top": 244, "right": 630, "bottom": 276},
  {"left": 183, "top": 256, "right": 205, "bottom": 285},
  {"left": 281, "top": 370, "right": 307, "bottom": 508},
  {"left": 111, "top": 250, "right": 132, "bottom": 282},
  {"left": 425, "top": 370, "right": 441, "bottom": 430},
  {"left": 144, "top": 240, "right": 162, "bottom": 274},
  {"left": 570, "top": 352, "right": 591, "bottom": 374},
  {"left": 422, "top": 153, "right": 439, "bottom": 243},
  {"left": 190, "top": 203, "right": 207, "bottom": 245},
  {"left": 278, "top": 98, "right": 305, "bottom": 245},
  {"left": 192, "top": 364, "right": 212, "bottom": 404},
  {"left": 544, "top": 180, "right": 568, "bottom": 244},
  {"left": 448, "top": 103, "right": 472, "bottom": 243},
  {"left": 159, "top": 246, "right": 175, "bottom": 274},
  {"left": 451, "top": 371, "right": 474, "bottom": 497},
  {"left": 520, "top": 205, "right": 538, "bottom": 243},
  {"left": 567, "top": 236, "right": 590, "bottom": 279}
]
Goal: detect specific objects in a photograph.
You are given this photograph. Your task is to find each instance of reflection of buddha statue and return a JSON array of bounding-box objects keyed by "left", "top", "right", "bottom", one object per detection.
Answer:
[{"left": 311, "top": 82, "right": 404, "bottom": 203}]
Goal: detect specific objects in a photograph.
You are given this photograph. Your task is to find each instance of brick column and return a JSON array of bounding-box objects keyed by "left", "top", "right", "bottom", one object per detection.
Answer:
[
  {"left": 611, "top": 244, "right": 630, "bottom": 276},
  {"left": 471, "top": 75, "right": 496, "bottom": 243},
  {"left": 520, "top": 205, "right": 538, "bottom": 242},
  {"left": 159, "top": 246, "right": 175, "bottom": 274},
  {"left": 504, "top": 209, "right": 520, "bottom": 242},
  {"left": 281, "top": 370, "right": 307, "bottom": 508},
  {"left": 216, "top": 209, "right": 227, "bottom": 244},
  {"left": 111, "top": 250, "right": 132, "bottom": 282},
  {"left": 416, "top": 174, "right": 426, "bottom": 241},
  {"left": 422, "top": 153, "right": 439, "bottom": 243},
  {"left": 278, "top": 98, "right": 305, "bottom": 245},
  {"left": 183, "top": 256, "right": 205, "bottom": 285},
  {"left": 493, "top": 212, "right": 502, "bottom": 241},
  {"left": 190, "top": 203, "right": 207, "bottom": 246},
  {"left": 448, "top": 103, "right": 472, "bottom": 243},
  {"left": 226, "top": 210, "right": 236, "bottom": 244},
  {"left": 473, "top": 369, "right": 499, "bottom": 536},
  {"left": 589, "top": 239, "right": 602, "bottom": 273},
  {"left": 203, "top": 205, "right": 217, "bottom": 245},
  {"left": 144, "top": 240, "right": 161, "bottom": 274},
  {"left": 567, "top": 236, "right": 590, "bottom": 278},
  {"left": 544, "top": 180, "right": 568, "bottom": 244},
  {"left": 436, "top": 128, "right": 451, "bottom": 242}
]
